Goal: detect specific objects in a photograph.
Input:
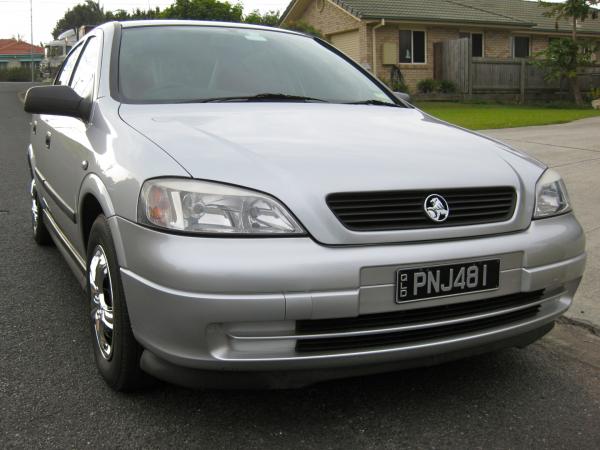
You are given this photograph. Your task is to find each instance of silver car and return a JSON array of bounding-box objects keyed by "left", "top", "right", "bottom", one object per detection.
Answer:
[{"left": 24, "top": 21, "right": 586, "bottom": 391}]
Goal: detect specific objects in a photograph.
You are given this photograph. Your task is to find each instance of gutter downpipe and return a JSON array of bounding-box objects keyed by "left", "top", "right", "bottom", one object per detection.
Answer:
[{"left": 372, "top": 19, "right": 385, "bottom": 78}]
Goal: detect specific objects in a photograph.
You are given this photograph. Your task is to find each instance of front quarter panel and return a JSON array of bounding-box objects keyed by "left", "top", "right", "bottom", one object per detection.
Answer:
[{"left": 76, "top": 96, "right": 190, "bottom": 255}]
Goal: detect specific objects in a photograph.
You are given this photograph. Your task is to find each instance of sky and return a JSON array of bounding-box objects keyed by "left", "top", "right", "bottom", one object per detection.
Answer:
[{"left": 0, "top": 0, "right": 291, "bottom": 44}]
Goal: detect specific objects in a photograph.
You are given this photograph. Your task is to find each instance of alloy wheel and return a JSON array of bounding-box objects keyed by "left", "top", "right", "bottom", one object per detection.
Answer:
[{"left": 89, "top": 245, "right": 115, "bottom": 360}]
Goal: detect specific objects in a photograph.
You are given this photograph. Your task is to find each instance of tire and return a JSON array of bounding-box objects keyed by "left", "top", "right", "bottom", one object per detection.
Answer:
[
  {"left": 30, "top": 179, "right": 52, "bottom": 246},
  {"left": 86, "top": 214, "right": 149, "bottom": 391}
]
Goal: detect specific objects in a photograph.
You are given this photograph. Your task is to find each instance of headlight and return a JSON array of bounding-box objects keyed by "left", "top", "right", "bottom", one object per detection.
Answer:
[
  {"left": 138, "top": 179, "right": 305, "bottom": 235},
  {"left": 533, "top": 169, "right": 571, "bottom": 219}
]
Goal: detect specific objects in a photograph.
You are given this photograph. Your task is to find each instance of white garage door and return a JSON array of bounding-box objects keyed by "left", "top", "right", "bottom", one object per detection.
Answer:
[{"left": 330, "top": 30, "right": 360, "bottom": 62}]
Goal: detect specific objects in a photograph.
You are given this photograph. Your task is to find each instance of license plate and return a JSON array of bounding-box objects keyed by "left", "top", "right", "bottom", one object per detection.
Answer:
[{"left": 396, "top": 259, "right": 500, "bottom": 303}]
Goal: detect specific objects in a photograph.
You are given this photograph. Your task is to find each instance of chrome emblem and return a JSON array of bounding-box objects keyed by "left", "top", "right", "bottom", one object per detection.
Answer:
[{"left": 424, "top": 194, "right": 449, "bottom": 222}]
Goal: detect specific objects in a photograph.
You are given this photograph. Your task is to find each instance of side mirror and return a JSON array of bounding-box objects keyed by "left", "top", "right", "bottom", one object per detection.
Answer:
[
  {"left": 394, "top": 91, "right": 411, "bottom": 103},
  {"left": 24, "top": 85, "right": 91, "bottom": 122}
]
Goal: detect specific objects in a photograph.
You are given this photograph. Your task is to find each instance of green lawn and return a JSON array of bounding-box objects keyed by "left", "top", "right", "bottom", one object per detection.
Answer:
[{"left": 414, "top": 102, "right": 600, "bottom": 130}]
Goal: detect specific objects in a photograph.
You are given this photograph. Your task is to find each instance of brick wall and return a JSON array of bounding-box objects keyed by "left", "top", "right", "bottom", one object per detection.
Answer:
[
  {"left": 295, "top": 0, "right": 360, "bottom": 37},
  {"left": 484, "top": 30, "right": 512, "bottom": 58},
  {"left": 368, "top": 27, "right": 561, "bottom": 90},
  {"left": 357, "top": 23, "right": 370, "bottom": 66},
  {"left": 531, "top": 35, "right": 549, "bottom": 55},
  {"left": 369, "top": 25, "right": 460, "bottom": 89},
  {"left": 294, "top": 0, "right": 369, "bottom": 66},
  {"left": 289, "top": 5, "right": 600, "bottom": 89},
  {"left": 531, "top": 36, "right": 600, "bottom": 61}
]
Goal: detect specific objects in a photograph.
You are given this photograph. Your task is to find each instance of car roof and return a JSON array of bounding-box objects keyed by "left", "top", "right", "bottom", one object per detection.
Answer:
[{"left": 115, "top": 19, "right": 303, "bottom": 36}]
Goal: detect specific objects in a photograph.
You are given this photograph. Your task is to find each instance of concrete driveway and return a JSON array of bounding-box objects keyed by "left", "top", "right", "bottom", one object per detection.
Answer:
[{"left": 483, "top": 117, "right": 600, "bottom": 330}]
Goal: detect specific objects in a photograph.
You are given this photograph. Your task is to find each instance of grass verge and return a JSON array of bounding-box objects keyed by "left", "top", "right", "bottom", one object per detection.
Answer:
[{"left": 414, "top": 102, "right": 600, "bottom": 130}]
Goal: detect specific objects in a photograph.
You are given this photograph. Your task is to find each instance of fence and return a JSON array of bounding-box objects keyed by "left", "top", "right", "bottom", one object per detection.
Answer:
[{"left": 434, "top": 38, "right": 600, "bottom": 101}]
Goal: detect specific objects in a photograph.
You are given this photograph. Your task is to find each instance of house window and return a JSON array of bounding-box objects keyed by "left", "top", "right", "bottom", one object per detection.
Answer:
[
  {"left": 459, "top": 32, "right": 484, "bottom": 57},
  {"left": 399, "top": 30, "right": 426, "bottom": 64},
  {"left": 513, "top": 36, "right": 530, "bottom": 58},
  {"left": 472, "top": 33, "right": 484, "bottom": 58}
]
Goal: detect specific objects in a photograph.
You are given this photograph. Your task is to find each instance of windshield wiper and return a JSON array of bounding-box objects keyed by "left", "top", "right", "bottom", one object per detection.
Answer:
[
  {"left": 345, "top": 99, "right": 401, "bottom": 107},
  {"left": 183, "top": 93, "right": 329, "bottom": 103}
]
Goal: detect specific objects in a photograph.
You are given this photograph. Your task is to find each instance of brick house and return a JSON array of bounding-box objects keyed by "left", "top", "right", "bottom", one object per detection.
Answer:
[
  {"left": 0, "top": 39, "right": 43, "bottom": 70},
  {"left": 280, "top": 0, "right": 600, "bottom": 90}
]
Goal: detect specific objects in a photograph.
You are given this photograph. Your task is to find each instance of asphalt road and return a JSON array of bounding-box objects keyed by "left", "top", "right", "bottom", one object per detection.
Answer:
[{"left": 1, "top": 82, "right": 599, "bottom": 449}]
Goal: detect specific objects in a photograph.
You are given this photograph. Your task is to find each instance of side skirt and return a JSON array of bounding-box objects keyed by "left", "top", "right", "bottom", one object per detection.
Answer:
[{"left": 43, "top": 208, "right": 87, "bottom": 290}]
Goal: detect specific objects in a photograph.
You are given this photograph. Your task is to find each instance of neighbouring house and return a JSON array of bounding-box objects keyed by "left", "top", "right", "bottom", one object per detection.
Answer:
[
  {"left": 0, "top": 39, "right": 44, "bottom": 71},
  {"left": 280, "top": 0, "right": 600, "bottom": 91}
]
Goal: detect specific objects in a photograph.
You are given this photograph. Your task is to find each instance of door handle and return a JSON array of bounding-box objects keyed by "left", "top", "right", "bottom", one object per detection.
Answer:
[
  {"left": 45, "top": 131, "right": 51, "bottom": 149},
  {"left": 32, "top": 120, "right": 37, "bottom": 135}
]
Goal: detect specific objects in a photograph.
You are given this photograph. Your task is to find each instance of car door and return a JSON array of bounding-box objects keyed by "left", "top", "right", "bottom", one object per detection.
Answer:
[{"left": 35, "top": 34, "right": 102, "bottom": 252}]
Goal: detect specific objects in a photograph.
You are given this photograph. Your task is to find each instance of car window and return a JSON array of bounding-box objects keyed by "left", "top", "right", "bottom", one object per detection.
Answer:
[
  {"left": 70, "top": 37, "right": 100, "bottom": 98},
  {"left": 55, "top": 44, "right": 83, "bottom": 86},
  {"left": 118, "top": 26, "right": 397, "bottom": 105}
]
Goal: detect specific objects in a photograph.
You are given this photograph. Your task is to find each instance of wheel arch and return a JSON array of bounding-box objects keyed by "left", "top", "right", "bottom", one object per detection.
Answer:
[{"left": 78, "top": 174, "right": 117, "bottom": 253}]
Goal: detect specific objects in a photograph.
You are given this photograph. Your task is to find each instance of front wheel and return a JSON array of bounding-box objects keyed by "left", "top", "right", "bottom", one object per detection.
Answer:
[{"left": 87, "top": 215, "right": 150, "bottom": 391}]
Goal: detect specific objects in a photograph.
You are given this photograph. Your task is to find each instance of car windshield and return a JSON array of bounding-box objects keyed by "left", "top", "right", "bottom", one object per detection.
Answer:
[{"left": 118, "top": 25, "right": 398, "bottom": 105}]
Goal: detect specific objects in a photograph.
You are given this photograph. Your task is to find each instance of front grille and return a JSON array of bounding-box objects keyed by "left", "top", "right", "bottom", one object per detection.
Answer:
[
  {"left": 295, "top": 307, "right": 539, "bottom": 353},
  {"left": 295, "top": 290, "right": 544, "bottom": 354},
  {"left": 327, "top": 187, "right": 516, "bottom": 231},
  {"left": 297, "top": 290, "right": 544, "bottom": 334}
]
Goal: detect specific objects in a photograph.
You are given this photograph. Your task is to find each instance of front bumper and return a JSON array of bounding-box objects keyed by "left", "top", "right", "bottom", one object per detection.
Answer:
[{"left": 110, "top": 213, "right": 586, "bottom": 386}]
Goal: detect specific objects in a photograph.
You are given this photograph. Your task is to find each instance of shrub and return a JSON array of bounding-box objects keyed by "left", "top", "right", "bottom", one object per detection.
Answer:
[
  {"left": 591, "top": 87, "right": 600, "bottom": 100},
  {"left": 393, "top": 80, "right": 410, "bottom": 94},
  {"left": 438, "top": 80, "right": 457, "bottom": 94},
  {"left": 417, "top": 79, "right": 457, "bottom": 94},
  {"left": 0, "top": 66, "right": 36, "bottom": 82},
  {"left": 417, "top": 78, "right": 439, "bottom": 94}
]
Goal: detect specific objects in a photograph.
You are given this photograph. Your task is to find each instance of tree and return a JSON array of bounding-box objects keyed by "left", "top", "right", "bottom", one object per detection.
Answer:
[
  {"left": 534, "top": 38, "right": 597, "bottom": 103},
  {"left": 537, "top": 0, "right": 599, "bottom": 104},
  {"left": 129, "top": 8, "right": 163, "bottom": 20},
  {"left": 161, "top": 0, "right": 243, "bottom": 22},
  {"left": 244, "top": 9, "right": 280, "bottom": 27},
  {"left": 52, "top": 1, "right": 105, "bottom": 39},
  {"left": 52, "top": 0, "right": 316, "bottom": 44},
  {"left": 53, "top": 0, "right": 246, "bottom": 40},
  {"left": 104, "top": 7, "right": 162, "bottom": 21}
]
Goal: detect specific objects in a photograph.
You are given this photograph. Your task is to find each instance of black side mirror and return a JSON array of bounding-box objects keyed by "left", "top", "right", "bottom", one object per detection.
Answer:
[
  {"left": 24, "top": 85, "right": 92, "bottom": 122},
  {"left": 394, "top": 91, "right": 411, "bottom": 103}
]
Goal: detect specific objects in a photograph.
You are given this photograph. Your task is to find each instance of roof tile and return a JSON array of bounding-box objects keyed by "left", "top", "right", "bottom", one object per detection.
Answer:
[
  {"left": 0, "top": 39, "right": 44, "bottom": 55},
  {"left": 334, "top": 0, "right": 600, "bottom": 34}
]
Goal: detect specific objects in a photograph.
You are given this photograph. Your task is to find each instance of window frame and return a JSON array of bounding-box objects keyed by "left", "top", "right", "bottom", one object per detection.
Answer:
[
  {"left": 54, "top": 31, "right": 103, "bottom": 101},
  {"left": 69, "top": 35, "right": 101, "bottom": 99},
  {"left": 460, "top": 31, "right": 485, "bottom": 58},
  {"left": 399, "top": 29, "right": 427, "bottom": 65},
  {"left": 512, "top": 35, "right": 531, "bottom": 59},
  {"left": 53, "top": 41, "right": 84, "bottom": 86}
]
